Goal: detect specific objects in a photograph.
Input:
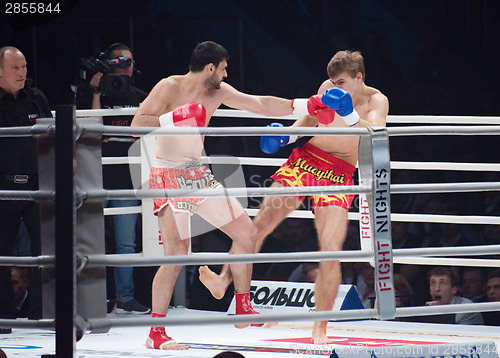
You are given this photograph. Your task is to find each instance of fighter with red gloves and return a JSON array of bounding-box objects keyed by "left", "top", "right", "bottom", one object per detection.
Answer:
[
  {"left": 200, "top": 50, "right": 388, "bottom": 346},
  {"left": 131, "top": 41, "right": 305, "bottom": 350}
]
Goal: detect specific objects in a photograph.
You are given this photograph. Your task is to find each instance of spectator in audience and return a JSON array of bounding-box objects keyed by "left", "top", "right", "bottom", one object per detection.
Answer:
[
  {"left": 288, "top": 262, "right": 319, "bottom": 283},
  {"left": 482, "top": 268, "right": 500, "bottom": 326},
  {"left": 11, "top": 267, "right": 30, "bottom": 318},
  {"left": 354, "top": 262, "right": 375, "bottom": 309},
  {"left": 394, "top": 273, "right": 413, "bottom": 308},
  {"left": 421, "top": 266, "right": 483, "bottom": 325},
  {"left": 461, "top": 267, "right": 487, "bottom": 302}
]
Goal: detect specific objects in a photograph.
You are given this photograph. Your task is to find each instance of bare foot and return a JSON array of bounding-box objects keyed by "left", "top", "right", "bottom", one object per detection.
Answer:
[
  {"left": 199, "top": 265, "right": 229, "bottom": 300},
  {"left": 312, "top": 321, "right": 332, "bottom": 345},
  {"left": 146, "top": 337, "right": 189, "bottom": 350}
]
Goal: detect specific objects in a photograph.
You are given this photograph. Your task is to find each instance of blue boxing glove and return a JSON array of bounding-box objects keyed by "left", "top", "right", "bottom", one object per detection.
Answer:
[
  {"left": 321, "top": 88, "right": 360, "bottom": 126},
  {"left": 260, "top": 123, "right": 298, "bottom": 154}
]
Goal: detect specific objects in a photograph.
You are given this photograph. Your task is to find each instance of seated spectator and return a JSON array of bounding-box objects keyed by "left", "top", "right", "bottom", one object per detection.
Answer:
[
  {"left": 482, "top": 268, "right": 500, "bottom": 326},
  {"left": 420, "top": 266, "right": 483, "bottom": 325},
  {"left": 354, "top": 262, "right": 375, "bottom": 309},
  {"left": 394, "top": 273, "right": 414, "bottom": 308},
  {"left": 11, "top": 266, "right": 30, "bottom": 318},
  {"left": 288, "top": 262, "right": 319, "bottom": 283},
  {"left": 461, "top": 267, "right": 487, "bottom": 302}
]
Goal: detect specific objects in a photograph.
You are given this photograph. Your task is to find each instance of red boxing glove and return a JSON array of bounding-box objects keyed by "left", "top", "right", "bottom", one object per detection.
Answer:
[
  {"left": 316, "top": 109, "right": 336, "bottom": 125},
  {"left": 159, "top": 103, "right": 206, "bottom": 127},
  {"left": 307, "top": 95, "right": 327, "bottom": 116}
]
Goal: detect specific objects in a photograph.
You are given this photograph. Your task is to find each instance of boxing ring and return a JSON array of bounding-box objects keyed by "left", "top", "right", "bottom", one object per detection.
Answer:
[{"left": 0, "top": 105, "right": 499, "bottom": 357}]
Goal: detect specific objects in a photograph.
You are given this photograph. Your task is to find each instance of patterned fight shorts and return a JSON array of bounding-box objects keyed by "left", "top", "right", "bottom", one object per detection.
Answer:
[
  {"left": 149, "top": 160, "right": 222, "bottom": 215},
  {"left": 271, "top": 142, "right": 356, "bottom": 212}
]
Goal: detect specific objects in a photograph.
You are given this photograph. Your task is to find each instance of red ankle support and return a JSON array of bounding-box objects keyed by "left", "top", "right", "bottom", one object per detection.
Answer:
[{"left": 234, "top": 292, "right": 263, "bottom": 327}]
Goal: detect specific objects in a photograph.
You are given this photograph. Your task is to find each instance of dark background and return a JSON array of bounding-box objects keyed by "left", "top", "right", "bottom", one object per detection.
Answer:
[
  {"left": 1, "top": 0, "right": 498, "bottom": 204},
  {"left": 2, "top": 0, "right": 499, "bottom": 115},
  {"left": 2, "top": 0, "right": 499, "bottom": 310}
]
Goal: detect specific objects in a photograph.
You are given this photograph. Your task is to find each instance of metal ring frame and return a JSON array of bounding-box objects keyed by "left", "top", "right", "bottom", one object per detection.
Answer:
[{"left": 0, "top": 106, "right": 499, "bottom": 356}]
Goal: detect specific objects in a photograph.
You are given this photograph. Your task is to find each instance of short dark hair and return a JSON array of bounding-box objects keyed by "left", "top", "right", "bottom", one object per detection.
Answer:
[
  {"left": 327, "top": 50, "right": 365, "bottom": 81},
  {"left": 487, "top": 268, "right": 500, "bottom": 281},
  {"left": 428, "top": 266, "right": 458, "bottom": 287},
  {"left": 104, "top": 43, "right": 131, "bottom": 59},
  {"left": 189, "top": 41, "right": 229, "bottom": 72}
]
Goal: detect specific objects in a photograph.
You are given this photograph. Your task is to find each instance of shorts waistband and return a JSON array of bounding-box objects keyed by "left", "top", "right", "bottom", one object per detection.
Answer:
[
  {"left": 154, "top": 157, "right": 202, "bottom": 170},
  {"left": 302, "top": 143, "right": 356, "bottom": 176}
]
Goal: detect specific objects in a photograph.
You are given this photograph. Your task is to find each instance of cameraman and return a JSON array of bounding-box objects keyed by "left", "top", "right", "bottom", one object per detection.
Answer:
[{"left": 78, "top": 43, "right": 150, "bottom": 315}]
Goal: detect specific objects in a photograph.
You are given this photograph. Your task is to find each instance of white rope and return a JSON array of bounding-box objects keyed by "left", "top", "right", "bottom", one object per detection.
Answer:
[
  {"left": 245, "top": 209, "right": 500, "bottom": 225},
  {"left": 103, "top": 154, "right": 500, "bottom": 171},
  {"left": 0, "top": 255, "right": 54, "bottom": 267},
  {"left": 391, "top": 181, "right": 500, "bottom": 194},
  {"left": 102, "top": 156, "right": 141, "bottom": 165},
  {"left": 95, "top": 181, "right": 500, "bottom": 201},
  {"left": 87, "top": 300, "right": 500, "bottom": 330},
  {"left": 98, "top": 125, "right": 370, "bottom": 137},
  {"left": 73, "top": 107, "right": 500, "bottom": 125},
  {"left": 95, "top": 184, "right": 372, "bottom": 200},
  {"left": 394, "top": 256, "right": 500, "bottom": 267},
  {"left": 390, "top": 161, "right": 500, "bottom": 171},
  {"left": 89, "top": 244, "right": 500, "bottom": 267},
  {"left": 87, "top": 308, "right": 380, "bottom": 330},
  {"left": 103, "top": 206, "right": 142, "bottom": 216},
  {"left": 387, "top": 125, "right": 500, "bottom": 136}
]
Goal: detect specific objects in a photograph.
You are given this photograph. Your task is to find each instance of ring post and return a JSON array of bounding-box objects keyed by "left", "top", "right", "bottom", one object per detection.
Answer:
[
  {"left": 358, "top": 127, "right": 395, "bottom": 320},
  {"left": 74, "top": 118, "right": 108, "bottom": 332},
  {"left": 54, "top": 106, "right": 76, "bottom": 357}
]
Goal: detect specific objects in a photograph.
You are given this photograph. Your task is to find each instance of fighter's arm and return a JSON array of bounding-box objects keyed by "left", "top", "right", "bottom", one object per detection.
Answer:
[
  {"left": 361, "top": 93, "right": 389, "bottom": 127},
  {"left": 131, "top": 78, "right": 174, "bottom": 127},
  {"left": 220, "top": 82, "right": 293, "bottom": 117}
]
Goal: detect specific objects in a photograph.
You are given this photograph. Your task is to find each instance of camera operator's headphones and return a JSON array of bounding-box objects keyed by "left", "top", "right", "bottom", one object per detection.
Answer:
[{"left": 104, "top": 43, "right": 142, "bottom": 76}]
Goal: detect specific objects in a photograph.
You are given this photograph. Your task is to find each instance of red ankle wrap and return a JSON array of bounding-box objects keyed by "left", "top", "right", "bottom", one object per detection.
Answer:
[{"left": 235, "top": 292, "right": 263, "bottom": 327}]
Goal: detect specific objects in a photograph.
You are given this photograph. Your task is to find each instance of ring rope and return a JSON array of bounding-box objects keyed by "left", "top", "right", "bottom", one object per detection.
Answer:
[
  {"left": 86, "top": 181, "right": 499, "bottom": 202},
  {"left": 102, "top": 205, "right": 500, "bottom": 225},
  {"left": 199, "top": 155, "right": 500, "bottom": 171},
  {"left": 2, "top": 113, "right": 498, "bottom": 331},
  {"left": 104, "top": 155, "right": 500, "bottom": 172},
  {"left": 87, "top": 244, "right": 500, "bottom": 268},
  {"left": 87, "top": 308, "right": 380, "bottom": 331},
  {"left": 73, "top": 107, "right": 500, "bottom": 125},
  {"left": 394, "top": 256, "right": 500, "bottom": 268},
  {"left": 93, "top": 124, "right": 500, "bottom": 137},
  {"left": 0, "top": 318, "right": 54, "bottom": 329},
  {"left": 0, "top": 255, "right": 54, "bottom": 267},
  {"left": 387, "top": 125, "right": 500, "bottom": 136},
  {"left": 89, "top": 184, "right": 372, "bottom": 201},
  {"left": 99, "top": 125, "right": 371, "bottom": 137},
  {"left": 0, "top": 190, "right": 54, "bottom": 201},
  {"left": 86, "top": 300, "right": 500, "bottom": 331}
]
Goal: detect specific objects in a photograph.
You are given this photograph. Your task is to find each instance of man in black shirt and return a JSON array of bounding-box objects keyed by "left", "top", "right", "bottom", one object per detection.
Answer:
[
  {"left": 0, "top": 46, "right": 52, "bottom": 324},
  {"left": 78, "top": 43, "right": 150, "bottom": 314}
]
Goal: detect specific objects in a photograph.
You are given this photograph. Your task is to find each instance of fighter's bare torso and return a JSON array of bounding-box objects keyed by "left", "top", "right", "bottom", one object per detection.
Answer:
[
  {"left": 134, "top": 75, "right": 228, "bottom": 163},
  {"left": 308, "top": 79, "right": 388, "bottom": 166},
  {"left": 132, "top": 65, "right": 293, "bottom": 164},
  {"left": 154, "top": 76, "right": 226, "bottom": 162}
]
